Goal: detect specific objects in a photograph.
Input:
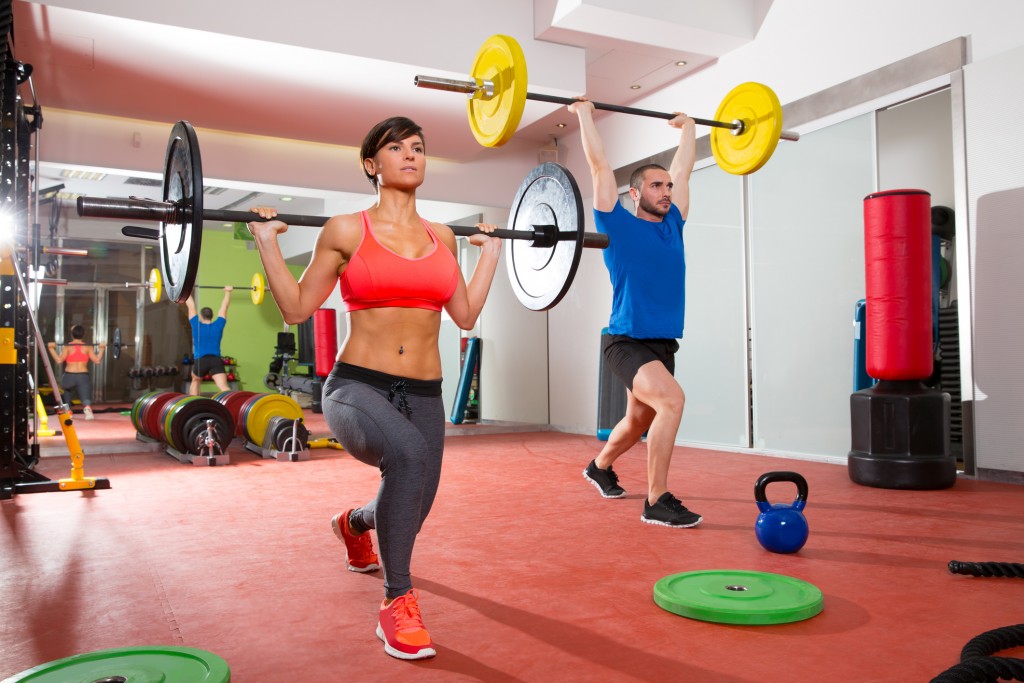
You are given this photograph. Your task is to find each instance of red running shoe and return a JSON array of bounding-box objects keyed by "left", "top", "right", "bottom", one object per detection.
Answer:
[
  {"left": 330, "top": 509, "right": 380, "bottom": 573},
  {"left": 376, "top": 589, "right": 436, "bottom": 660}
]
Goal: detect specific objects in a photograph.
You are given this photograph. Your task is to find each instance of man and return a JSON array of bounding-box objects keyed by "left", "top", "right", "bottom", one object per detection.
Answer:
[
  {"left": 185, "top": 286, "right": 232, "bottom": 395},
  {"left": 570, "top": 99, "right": 701, "bottom": 528}
]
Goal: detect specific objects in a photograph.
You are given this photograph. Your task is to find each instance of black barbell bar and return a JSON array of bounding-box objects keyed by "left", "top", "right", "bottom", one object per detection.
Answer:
[
  {"left": 413, "top": 75, "right": 800, "bottom": 142},
  {"left": 77, "top": 197, "right": 609, "bottom": 250}
]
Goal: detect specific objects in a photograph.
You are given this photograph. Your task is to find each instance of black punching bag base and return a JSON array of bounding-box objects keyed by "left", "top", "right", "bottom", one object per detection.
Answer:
[{"left": 848, "top": 380, "right": 957, "bottom": 490}]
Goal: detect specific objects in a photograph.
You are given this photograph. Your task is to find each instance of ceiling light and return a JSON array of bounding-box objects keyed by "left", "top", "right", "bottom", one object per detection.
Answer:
[
  {"left": 280, "top": 196, "right": 293, "bottom": 202},
  {"left": 630, "top": 84, "right": 641, "bottom": 90},
  {"left": 676, "top": 60, "right": 687, "bottom": 67},
  {"left": 557, "top": 123, "right": 566, "bottom": 128}
]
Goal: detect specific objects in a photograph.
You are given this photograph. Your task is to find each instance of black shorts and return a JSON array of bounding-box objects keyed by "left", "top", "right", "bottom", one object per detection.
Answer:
[
  {"left": 603, "top": 335, "right": 679, "bottom": 391},
  {"left": 193, "top": 354, "right": 226, "bottom": 378}
]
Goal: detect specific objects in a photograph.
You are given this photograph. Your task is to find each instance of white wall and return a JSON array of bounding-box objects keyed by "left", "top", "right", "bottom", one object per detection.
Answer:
[
  {"left": 549, "top": 1, "right": 1024, "bottom": 464},
  {"left": 965, "top": 43, "right": 1024, "bottom": 475}
]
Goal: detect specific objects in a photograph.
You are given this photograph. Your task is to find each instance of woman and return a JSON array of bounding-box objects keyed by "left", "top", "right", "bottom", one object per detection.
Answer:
[
  {"left": 248, "top": 116, "right": 501, "bottom": 661},
  {"left": 47, "top": 324, "right": 105, "bottom": 420}
]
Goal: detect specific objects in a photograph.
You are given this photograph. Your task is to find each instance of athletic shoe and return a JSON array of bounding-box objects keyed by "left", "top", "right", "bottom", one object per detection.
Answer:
[
  {"left": 376, "top": 589, "right": 436, "bottom": 660},
  {"left": 330, "top": 509, "right": 380, "bottom": 573},
  {"left": 583, "top": 459, "right": 626, "bottom": 498},
  {"left": 83, "top": 406, "right": 94, "bottom": 420},
  {"left": 641, "top": 492, "right": 702, "bottom": 528}
]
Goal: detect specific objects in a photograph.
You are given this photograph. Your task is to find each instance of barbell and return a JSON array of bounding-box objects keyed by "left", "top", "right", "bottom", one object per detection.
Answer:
[
  {"left": 144, "top": 267, "right": 267, "bottom": 305},
  {"left": 414, "top": 34, "right": 799, "bottom": 175},
  {"left": 49, "top": 327, "right": 128, "bottom": 360},
  {"left": 77, "top": 120, "right": 607, "bottom": 311}
]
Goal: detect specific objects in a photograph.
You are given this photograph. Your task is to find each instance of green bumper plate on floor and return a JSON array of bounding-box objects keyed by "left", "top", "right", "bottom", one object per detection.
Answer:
[
  {"left": 653, "top": 569, "right": 824, "bottom": 625},
  {"left": 2, "top": 645, "right": 231, "bottom": 682}
]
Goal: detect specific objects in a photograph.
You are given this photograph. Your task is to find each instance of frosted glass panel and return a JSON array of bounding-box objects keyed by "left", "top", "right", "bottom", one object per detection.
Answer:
[
  {"left": 748, "top": 114, "right": 875, "bottom": 457},
  {"left": 676, "top": 166, "right": 749, "bottom": 447}
]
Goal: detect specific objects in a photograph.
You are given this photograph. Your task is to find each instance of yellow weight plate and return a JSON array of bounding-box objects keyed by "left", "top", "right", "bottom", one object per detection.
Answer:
[
  {"left": 467, "top": 34, "right": 528, "bottom": 148},
  {"left": 251, "top": 272, "right": 265, "bottom": 305},
  {"left": 243, "top": 394, "right": 303, "bottom": 446},
  {"left": 149, "top": 267, "right": 163, "bottom": 303},
  {"left": 711, "top": 82, "right": 783, "bottom": 175}
]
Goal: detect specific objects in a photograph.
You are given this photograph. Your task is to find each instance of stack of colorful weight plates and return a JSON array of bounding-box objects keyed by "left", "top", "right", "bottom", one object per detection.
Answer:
[
  {"left": 133, "top": 392, "right": 186, "bottom": 441},
  {"left": 237, "top": 393, "right": 304, "bottom": 446},
  {"left": 2, "top": 645, "right": 230, "bottom": 682},
  {"left": 163, "top": 397, "right": 234, "bottom": 455},
  {"left": 212, "top": 390, "right": 258, "bottom": 437},
  {"left": 653, "top": 570, "right": 824, "bottom": 625}
]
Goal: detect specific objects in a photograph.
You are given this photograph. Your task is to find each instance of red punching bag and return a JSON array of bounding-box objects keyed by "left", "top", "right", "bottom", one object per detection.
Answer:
[
  {"left": 863, "top": 189, "right": 932, "bottom": 381},
  {"left": 313, "top": 308, "right": 337, "bottom": 378}
]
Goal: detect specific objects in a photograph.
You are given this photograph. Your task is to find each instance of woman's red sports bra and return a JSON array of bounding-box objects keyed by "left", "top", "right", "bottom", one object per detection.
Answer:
[
  {"left": 65, "top": 343, "right": 90, "bottom": 363},
  {"left": 339, "top": 211, "right": 459, "bottom": 312}
]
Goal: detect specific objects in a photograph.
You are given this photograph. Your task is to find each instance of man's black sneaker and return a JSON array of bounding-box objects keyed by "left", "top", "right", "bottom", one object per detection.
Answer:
[
  {"left": 641, "top": 492, "right": 702, "bottom": 527},
  {"left": 583, "top": 460, "right": 626, "bottom": 498}
]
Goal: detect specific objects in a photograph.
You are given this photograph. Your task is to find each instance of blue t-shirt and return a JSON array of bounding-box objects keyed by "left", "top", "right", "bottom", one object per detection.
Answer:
[
  {"left": 594, "top": 201, "right": 686, "bottom": 339},
  {"left": 190, "top": 317, "right": 226, "bottom": 359}
]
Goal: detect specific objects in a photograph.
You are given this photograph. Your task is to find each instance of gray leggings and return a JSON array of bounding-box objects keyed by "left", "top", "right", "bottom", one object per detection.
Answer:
[
  {"left": 322, "top": 363, "right": 445, "bottom": 599},
  {"left": 61, "top": 371, "right": 94, "bottom": 406}
]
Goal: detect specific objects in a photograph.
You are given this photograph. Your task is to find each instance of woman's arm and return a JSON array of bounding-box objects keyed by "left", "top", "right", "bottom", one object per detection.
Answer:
[
  {"left": 439, "top": 223, "right": 501, "bottom": 330},
  {"left": 248, "top": 209, "right": 357, "bottom": 324}
]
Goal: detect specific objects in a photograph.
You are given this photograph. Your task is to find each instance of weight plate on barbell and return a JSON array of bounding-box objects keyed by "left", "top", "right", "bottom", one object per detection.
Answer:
[
  {"left": 160, "top": 121, "right": 204, "bottom": 304},
  {"left": 468, "top": 34, "right": 528, "bottom": 148},
  {"left": 112, "top": 326, "right": 122, "bottom": 360},
  {"left": 505, "top": 163, "right": 584, "bottom": 311},
  {"left": 251, "top": 272, "right": 265, "bottom": 305},
  {"left": 711, "top": 82, "right": 783, "bottom": 176},
  {"left": 149, "top": 266, "right": 163, "bottom": 303}
]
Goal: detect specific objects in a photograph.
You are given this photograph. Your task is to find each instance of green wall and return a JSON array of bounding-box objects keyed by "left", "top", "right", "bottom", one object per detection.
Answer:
[{"left": 194, "top": 230, "right": 306, "bottom": 392}]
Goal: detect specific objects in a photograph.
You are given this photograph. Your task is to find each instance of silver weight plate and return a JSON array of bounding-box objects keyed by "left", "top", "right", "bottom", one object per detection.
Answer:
[
  {"left": 505, "top": 163, "right": 584, "bottom": 311},
  {"left": 160, "top": 121, "right": 204, "bottom": 304}
]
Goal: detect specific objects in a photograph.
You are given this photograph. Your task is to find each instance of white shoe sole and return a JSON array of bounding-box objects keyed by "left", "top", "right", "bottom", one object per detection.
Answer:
[
  {"left": 330, "top": 513, "right": 380, "bottom": 573},
  {"left": 582, "top": 470, "right": 626, "bottom": 499},
  {"left": 640, "top": 514, "right": 703, "bottom": 528},
  {"left": 376, "top": 624, "right": 436, "bottom": 660}
]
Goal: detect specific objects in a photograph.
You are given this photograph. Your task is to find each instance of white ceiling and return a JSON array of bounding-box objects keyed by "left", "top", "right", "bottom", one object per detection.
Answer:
[{"left": 12, "top": 0, "right": 773, "bottom": 223}]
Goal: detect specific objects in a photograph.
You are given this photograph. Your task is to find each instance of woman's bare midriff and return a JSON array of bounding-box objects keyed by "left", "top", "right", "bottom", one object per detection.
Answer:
[{"left": 338, "top": 307, "right": 444, "bottom": 380}]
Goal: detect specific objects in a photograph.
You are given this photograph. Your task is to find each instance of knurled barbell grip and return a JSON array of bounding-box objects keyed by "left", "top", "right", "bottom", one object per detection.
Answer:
[{"left": 79, "top": 197, "right": 610, "bottom": 248}]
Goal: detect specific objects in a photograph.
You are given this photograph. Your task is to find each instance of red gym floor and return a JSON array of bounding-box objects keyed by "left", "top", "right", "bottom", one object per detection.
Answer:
[{"left": 2, "top": 409, "right": 1023, "bottom": 682}]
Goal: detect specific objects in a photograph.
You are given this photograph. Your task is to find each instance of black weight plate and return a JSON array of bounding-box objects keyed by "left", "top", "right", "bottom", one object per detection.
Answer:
[
  {"left": 170, "top": 398, "right": 233, "bottom": 453},
  {"left": 161, "top": 121, "right": 204, "bottom": 304},
  {"left": 183, "top": 414, "right": 233, "bottom": 455},
  {"left": 505, "top": 162, "right": 584, "bottom": 311}
]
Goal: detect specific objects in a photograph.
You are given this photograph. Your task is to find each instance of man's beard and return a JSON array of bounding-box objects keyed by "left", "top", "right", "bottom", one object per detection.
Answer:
[{"left": 638, "top": 196, "right": 670, "bottom": 217}]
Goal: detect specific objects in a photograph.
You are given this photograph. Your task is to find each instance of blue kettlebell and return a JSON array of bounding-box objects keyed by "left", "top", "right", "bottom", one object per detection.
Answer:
[{"left": 754, "top": 471, "right": 809, "bottom": 554}]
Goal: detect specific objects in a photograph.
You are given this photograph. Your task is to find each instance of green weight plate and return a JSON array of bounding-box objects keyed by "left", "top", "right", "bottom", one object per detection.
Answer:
[
  {"left": 163, "top": 396, "right": 205, "bottom": 451},
  {"left": 653, "top": 570, "right": 823, "bottom": 625},
  {"left": 131, "top": 391, "right": 160, "bottom": 433},
  {"left": 3, "top": 645, "right": 230, "bottom": 682}
]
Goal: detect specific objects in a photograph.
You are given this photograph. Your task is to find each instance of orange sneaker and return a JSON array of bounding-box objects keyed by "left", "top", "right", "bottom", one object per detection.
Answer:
[
  {"left": 376, "top": 589, "right": 436, "bottom": 660},
  {"left": 330, "top": 509, "right": 380, "bottom": 573}
]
